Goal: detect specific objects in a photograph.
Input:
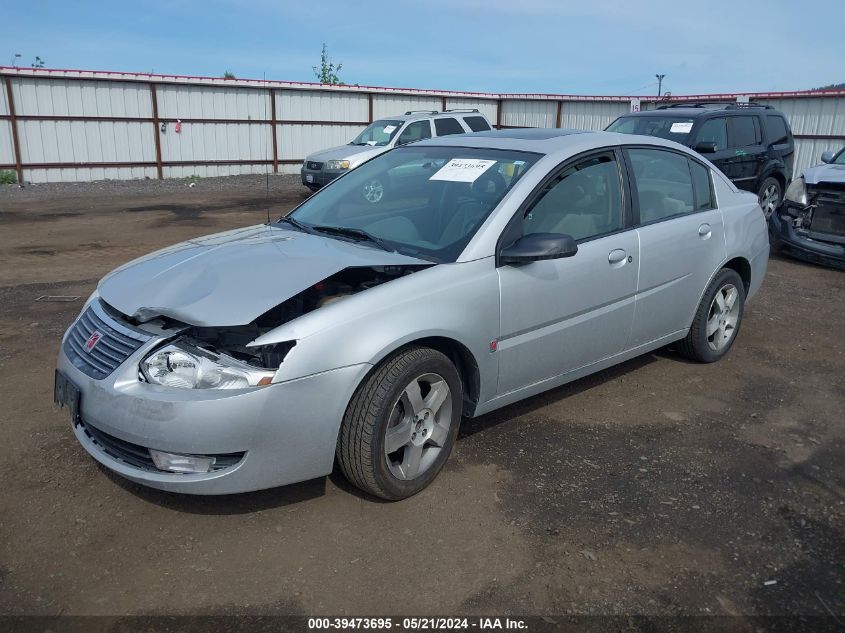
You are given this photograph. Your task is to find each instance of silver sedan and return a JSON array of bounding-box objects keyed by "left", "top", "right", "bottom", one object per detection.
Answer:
[{"left": 55, "top": 129, "right": 769, "bottom": 500}]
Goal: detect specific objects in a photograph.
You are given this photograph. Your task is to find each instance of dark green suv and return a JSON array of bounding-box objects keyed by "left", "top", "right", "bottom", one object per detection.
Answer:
[{"left": 607, "top": 103, "right": 794, "bottom": 218}]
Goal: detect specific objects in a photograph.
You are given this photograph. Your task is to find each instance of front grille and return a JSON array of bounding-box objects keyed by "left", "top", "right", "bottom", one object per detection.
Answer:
[
  {"left": 306, "top": 161, "right": 323, "bottom": 170},
  {"left": 77, "top": 418, "right": 244, "bottom": 473},
  {"left": 63, "top": 300, "right": 151, "bottom": 380}
]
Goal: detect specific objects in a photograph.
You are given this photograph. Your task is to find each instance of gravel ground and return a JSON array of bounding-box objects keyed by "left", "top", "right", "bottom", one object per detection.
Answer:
[{"left": 0, "top": 176, "right": 842, "bottom": 623}]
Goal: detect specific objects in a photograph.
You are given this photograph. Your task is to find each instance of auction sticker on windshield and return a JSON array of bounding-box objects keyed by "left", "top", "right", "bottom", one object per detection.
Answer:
[
  {"left": 430, "top": 158, "right": 497, "bottom": 183},
  {"left": 383, "top": 125, "right": 397, "bottom": 133},
  {"left": 670, "top": 121, "right": 693, "bottom": 134}
]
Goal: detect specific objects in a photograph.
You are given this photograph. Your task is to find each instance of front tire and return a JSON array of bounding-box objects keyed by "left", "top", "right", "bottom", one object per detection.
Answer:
[
  {"left": 337, "top": 347, "right": 462, "bottom": 500},
  {"left": 677, "top": 268, "right": 745, "bottom": 363}
]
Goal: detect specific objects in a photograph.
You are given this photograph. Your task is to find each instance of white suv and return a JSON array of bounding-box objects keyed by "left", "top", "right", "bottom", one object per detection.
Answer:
[{"left": 301, "top": 109, "right": 493, "bottom": 200}]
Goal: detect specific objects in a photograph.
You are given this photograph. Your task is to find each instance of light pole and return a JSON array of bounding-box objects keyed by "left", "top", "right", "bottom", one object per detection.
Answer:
[{"left": 656, "top": 74, "right": 665, "bottom": 98}]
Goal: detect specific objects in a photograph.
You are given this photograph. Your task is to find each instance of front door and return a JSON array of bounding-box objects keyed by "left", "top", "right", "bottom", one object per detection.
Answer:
[{"left": 497, "top": 150, "right": 638, "bottom": 395}]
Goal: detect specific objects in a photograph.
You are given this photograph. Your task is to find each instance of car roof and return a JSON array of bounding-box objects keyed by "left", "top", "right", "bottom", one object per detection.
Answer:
[
  {"left": 376, "top": 111, "right": 489, "bottom": 123},
  {"left": 619, "top": 105, "right": 782, "bottom": 118},
  {"left": 412, "top": 128, "right": 690, "bottom": 155}
]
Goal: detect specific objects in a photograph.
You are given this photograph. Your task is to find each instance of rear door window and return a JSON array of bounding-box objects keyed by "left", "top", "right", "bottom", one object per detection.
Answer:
[
  {"left": 689, "top": 160, "right": 715, "bottom": 210},
  {"left": 434, "top": 117, "right": 466, "bottom": 136},
  {"left": 463, "top": 115, "right": 491, "bottom": 132},
  {"left": 627, "top": 148, "right": 695, "bottom": 224},
  {"left": 695, "top": 118, "right": 728, "bottom": 151},
  {"left": 730, "top": 116, "right": 760, "bottom": 147}
]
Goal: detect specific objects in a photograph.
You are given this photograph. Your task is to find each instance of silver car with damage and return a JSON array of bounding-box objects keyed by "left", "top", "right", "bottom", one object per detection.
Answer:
[{"left": 55, "top": 129, "right": 769, "bottom": 500}]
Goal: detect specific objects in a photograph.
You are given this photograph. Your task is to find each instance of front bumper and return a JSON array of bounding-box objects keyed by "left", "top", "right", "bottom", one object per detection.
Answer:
[
  {"left": 57, "top": 341, "right": 370, "bottom": 495},
  {"left": 300, "top": 167, "right": 346, "bottom": 189},
  {"left": 771, "top": 203, "right": 845, "bottom": 270}
]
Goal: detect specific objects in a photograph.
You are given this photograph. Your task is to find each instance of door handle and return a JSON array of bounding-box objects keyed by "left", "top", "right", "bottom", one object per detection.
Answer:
[
  {"left": 698, "top": 223, "right": 712, "bottom": 240},
  {"left": 608, "top": 248, "right": 627, "bottom": 266}
]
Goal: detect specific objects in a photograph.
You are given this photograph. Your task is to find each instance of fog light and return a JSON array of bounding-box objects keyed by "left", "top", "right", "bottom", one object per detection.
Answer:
[{"left": 150, "top": 449, "right": 216, "bottom": 473}]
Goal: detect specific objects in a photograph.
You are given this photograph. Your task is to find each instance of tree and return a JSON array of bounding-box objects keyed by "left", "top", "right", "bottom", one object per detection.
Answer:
[
  {"left": 312, "top": 43, "right": 344, "bottom": 85},
  {"left": 814, "top": 82, "right": 845, "bottom": 91},
  {"left": 31, "top": 56, "right": 45, "bottom": 68},
  {"left": 223, "top": 70, "right": 236, "bottom": 79}
]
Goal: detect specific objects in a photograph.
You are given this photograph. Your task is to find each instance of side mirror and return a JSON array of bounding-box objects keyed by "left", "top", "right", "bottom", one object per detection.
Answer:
[
  {"left": 395, "top": 136, "right": 413, "bottom": 147},
  {"left": 500, "top": 233, "right": 578, "bottom": 264},
  {"left": 694, "top": 141, "right": 717, "bottom": 154},
  {"left": 820, "top": 151, "right": 835, "bottom": 164}
]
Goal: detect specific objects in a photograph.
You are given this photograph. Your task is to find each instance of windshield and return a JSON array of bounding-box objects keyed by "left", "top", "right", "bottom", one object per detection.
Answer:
[
  {"left": 283, "top": 146, "right": 541, "bottom": 262},
  {"left": 835, "top": 148, "right": 845, "bottom": 165},
  {"left": 607, "top": 116, "right": 695, "bottom": 142},
  {"left": 350, "top": 120, "right": 403, "bottom": 146}
]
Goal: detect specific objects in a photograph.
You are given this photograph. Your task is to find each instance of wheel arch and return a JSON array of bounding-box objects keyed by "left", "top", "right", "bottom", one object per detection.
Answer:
[
  {"left": 351, "top": 336, "right": 482, "bottom": 419},
  {"left": 723, "top": 256, "right": 752, "bottom": 295}
]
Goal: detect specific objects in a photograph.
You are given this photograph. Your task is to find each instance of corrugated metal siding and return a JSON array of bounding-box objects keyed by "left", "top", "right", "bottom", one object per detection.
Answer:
[
  {"left": 0, "top": 121, "right": 13, "bottom": 165},
  {"left": 17, "top": 120, "right": 155, "bottom": 164},
  {"left": 278, "top": 124, "right": 365, "bottom": 161},
  {"left": 0, "top": 84, "right": 8, "bottom": 115},
  {"left": 2, "top": 69, "right": 843, "bottom": 183},
  {"left": 277, "top": 89, "right": 368, "bottom": 122},
  {"left": 12, "top": 77, "right": 152, "bottom": 117},
  {"left": 160, "top": 122, "right": 268, "bottom": 163},
  {"left": 372, "top": 95, "right": 441, "bottom": 120},
  {"left": 501, "top": 100, "right": 556, "bottom": 127},
  {"left": 157, "top": 84, "right": 268, "bottom": 120},
  {"left": 27, "top": 166, "right": 157, "bottom": 183},
  {"left": 561, "top": 101, "right": 628, "bottom": 131}
]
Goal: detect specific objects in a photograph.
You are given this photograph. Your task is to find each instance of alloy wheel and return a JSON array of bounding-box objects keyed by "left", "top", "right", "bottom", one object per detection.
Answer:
[
  {"left": 384, "top": 373, "right": 453, "bottom": 480},
  {"left": 706, "top": 283, "right": 740, "bottom": 351},
  {"left": 760, "top": 183, "right": 779, "bottom": 219}
]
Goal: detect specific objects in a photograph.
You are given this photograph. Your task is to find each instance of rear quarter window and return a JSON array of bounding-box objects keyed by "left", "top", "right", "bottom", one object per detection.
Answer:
[
  {"left": 463, "top": 115, "right": 491, "bottom": 132},
  {"left": 689, "top": 160, "right": 715, "bottom": 210},
  {"left": 434, "top": 117, "right": 466, "bottom": 136},
  {"left": 766, "top": 115, "right": 790, "bottom": 144}
]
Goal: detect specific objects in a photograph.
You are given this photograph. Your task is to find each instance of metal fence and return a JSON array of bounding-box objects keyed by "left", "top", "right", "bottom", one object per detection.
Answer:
[{"left": 1, "top": 67, "right": 844, "bottom": 184}]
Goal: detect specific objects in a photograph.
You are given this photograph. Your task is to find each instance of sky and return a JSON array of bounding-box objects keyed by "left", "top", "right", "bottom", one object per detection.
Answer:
[{"left": 2, "top": 0, "right": 843, "bottom": 96}]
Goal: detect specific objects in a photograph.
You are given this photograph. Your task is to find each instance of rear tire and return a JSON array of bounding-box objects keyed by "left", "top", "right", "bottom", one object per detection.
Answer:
[
  {"left": 758, "top": 177, "right": 782, "bottom": 220},
  {"left": 337, "top": 347, "right": 462, "bottom": 500},
  {"left": 677, "top": 268, "right": 745, "bottom": 363}
]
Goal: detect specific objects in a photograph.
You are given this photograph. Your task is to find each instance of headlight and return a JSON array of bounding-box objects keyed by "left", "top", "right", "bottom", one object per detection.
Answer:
[
  {"left": 784, "top": 177, "right": 807, "bottom": 206},
  {"left": 326, "top": 159, "right": 350, "bottom": 170},
  {"left": 141, "top": 344, "right": 275, "bottom": 389}
]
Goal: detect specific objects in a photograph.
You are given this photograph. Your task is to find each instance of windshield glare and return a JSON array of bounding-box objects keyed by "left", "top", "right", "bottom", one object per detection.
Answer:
[
  {"left": 284, "top": 146, "right": 540, "bottom": 262},
  {"left": 350, "top": 120, "right": 403, "bottom": 147},
  {"left": 607, "top": 116, "right": 695, "bottom": 141}
]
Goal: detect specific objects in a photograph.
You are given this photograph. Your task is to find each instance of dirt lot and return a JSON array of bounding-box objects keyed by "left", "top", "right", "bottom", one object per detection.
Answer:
[{"left": 0, "top": 175, "right": 842, "bottom": 620}]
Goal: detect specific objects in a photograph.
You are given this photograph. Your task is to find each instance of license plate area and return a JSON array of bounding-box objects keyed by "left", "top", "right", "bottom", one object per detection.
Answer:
[{"left": 54, "top": 369, "right": 81, "bottom": 424}]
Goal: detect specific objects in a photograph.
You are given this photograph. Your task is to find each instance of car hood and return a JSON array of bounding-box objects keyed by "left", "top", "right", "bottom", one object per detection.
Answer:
[
  {"left": 803, "top": 163, "right": 845, "bottom": 185},
  {"left": 97, "top": 224, "right": 426, "bottom": 327},
  {"left": 305, "top": 144, "right": 387, "bottom": 165}
]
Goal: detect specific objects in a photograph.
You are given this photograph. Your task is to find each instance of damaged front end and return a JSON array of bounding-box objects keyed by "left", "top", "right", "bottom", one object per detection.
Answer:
[
  {"left": 771, "top": 177, "right": 845, "bottom": 270},
  {"left": 114, "top": 265, "right": 428, "bottom": 389}
]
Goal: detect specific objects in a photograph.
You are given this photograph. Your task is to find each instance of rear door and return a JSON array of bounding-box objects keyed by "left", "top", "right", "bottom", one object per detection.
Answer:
[
  {"left": 496, "top": 149, "right": 639, "bottom": 394},
  {"left": 625, "top": 146, "right": 727, "bottom": 347},
  {"left": 727, "top": 115, "right": 766, "bottom": 192}
]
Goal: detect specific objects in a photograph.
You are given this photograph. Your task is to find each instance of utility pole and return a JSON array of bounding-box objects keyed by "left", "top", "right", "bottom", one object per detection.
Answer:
[{"left": 656, "top": 74, "right": 665, "bottom": 98}]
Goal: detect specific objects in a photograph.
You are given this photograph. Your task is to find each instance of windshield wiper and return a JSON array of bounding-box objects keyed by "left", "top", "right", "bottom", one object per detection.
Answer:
[
  {"left": 312, "top": 225, "right": 395, "bottom": 252},
  {"left": 277, "top": 216, "right": 316, "bottom": 233}
]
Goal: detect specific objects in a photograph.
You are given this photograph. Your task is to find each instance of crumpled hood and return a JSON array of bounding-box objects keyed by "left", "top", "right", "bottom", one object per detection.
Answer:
[
  {"left": 305, "top": 144, "right": 386, "bottom": 165},
  {"left": 97, "top": 224, "right": 426, "bottom": 327},
  {"left": 803, "top": 163, "right": 845, "bottom": 185}
]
